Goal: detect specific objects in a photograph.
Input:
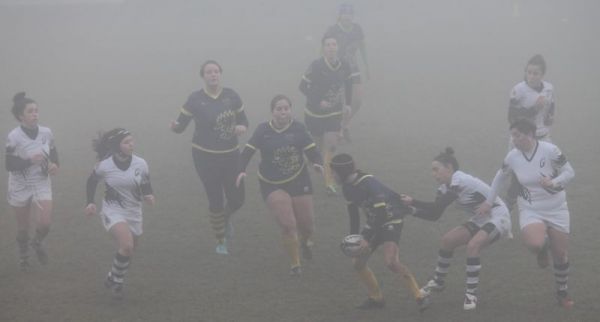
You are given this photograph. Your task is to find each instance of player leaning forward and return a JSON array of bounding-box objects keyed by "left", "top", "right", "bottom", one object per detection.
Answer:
[
  {"left": 85, "top": 128, "right": 155, "bottom": 297},
  {"left": 479, "top": 120, "right": 575, "bottom": 309},
  {"left": 330, "top": 153, "right": 430, "bottom": 311},
  {"left": 6, "top": 92, "right": 59, "bottom": 270}
]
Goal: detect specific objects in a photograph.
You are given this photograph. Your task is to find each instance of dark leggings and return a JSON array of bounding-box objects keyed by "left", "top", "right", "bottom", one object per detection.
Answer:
[{"left": 192, "top": 148, "right": 245, "bottom": 215}]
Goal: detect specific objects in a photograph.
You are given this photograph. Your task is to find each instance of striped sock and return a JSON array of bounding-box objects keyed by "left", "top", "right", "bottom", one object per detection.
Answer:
[
  {"left": 554, "top": 261, "right": 570, "bottom": 297},
  {"left": 282, "top": 234, "right": 301, "bottom": 269},
  {"left": 110, "top": 252, "right": 131, "bottom": 284},
  {"left": 434, "top": 249, "right": 453, "bottom": 285},
  {"left": 357, "top": 267, "right": 383, "bottom": 300},
  {"left": 209, "top": 211, "right": 226, "bottom": 244},
  {"left": 466, "top": 257, "right": 481, "bottom": 295}
]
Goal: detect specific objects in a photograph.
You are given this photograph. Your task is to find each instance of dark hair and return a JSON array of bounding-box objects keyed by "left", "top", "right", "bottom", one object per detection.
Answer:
[
  {"left": 321, "top": 33, "right": 338, "bottom": 46},
  {"left": 510, "top": 119, "right": 536, "bottom": 136},
  {"left": 11, "top": 92, "right": 36, "bottom": 121},
  {"left": 526, "top": 54, "right": 546, "bottom": 74},
  {"left": 434, "top": 147, "right": 459, "bottom": 171},
  {"left": 330, "top": 153, "right": 355, "bottom": 181},
  {"left": 200, "top": 60, "right": 223, "bottom": 77},
  {"left": 92, "top": 128, "right": 131, "bottom": 160},
  {"left": 270, "top": 94, "right": 292, "bottom": 112}
]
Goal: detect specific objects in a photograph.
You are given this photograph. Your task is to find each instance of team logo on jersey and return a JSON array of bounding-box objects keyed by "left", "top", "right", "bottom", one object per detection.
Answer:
[
  {"left": 214, "top": 110, "right": 236, "bottom": 140},
  {"left": 273, "top": 146, "right": 301, "bottom": 175},
  {"left": 539, "top": 157, "right": 546, "bottom": 168}
]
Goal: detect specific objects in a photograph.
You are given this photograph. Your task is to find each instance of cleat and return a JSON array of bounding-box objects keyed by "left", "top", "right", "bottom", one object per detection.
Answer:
[
  {"left": 326, "top": 185, "right": 338, "bottom": 196},
  {"left": 536, "top": 242, "right": 550, "bottom": 269},
  {"left": 417, "top": 294, "right": 431, "bottom": 313},
  {"left": 31, "top": 241, "right": 48, "bottom": 265},
  {"left": 18, "top": 258, "right": 31, "bottom": 272},
  {"left": 557, "top": 294, "right": 574, "bottom": 309},
  {"left": 289, "top": 266, "right": 302, "bottom": 276},
  {"left": 215, "top": 242, "right": 229, "bottom": 255},
  {"left": 356, "top": 297, "right": 385, "bottom": 310},
  {"left": 420, "top": 279, "right": 445, "bottom": 296},
  {"left": 463, "top": 293, "right": 478, "bottom": 311},
  {"left": 301, "top": 242, "right": 313, "bottom": 260},
  {"left": 104, "top": 273, "right": 123, "bottom": 299}
]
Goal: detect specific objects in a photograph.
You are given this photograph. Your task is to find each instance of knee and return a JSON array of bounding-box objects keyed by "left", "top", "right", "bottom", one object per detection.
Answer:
[
  {"left": 439, "top": 236, "right": 455, "bottom": 251},
  {"left": 466, "top": 240, "right": 482, "bottom": 256},
  {"left": 119, "top": 242, "right": 135, "bottom": 257}
]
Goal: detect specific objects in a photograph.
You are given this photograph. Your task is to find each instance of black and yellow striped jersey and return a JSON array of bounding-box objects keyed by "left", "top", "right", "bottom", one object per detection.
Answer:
[
  {"left": 239, "top": 120, "right": 322, "bottom": 184},
  {"left": 299, "top": 57, "right": 359, "bottom": 118},
  {"left": 342, "top": 171, "right": 411, "bottom": 234},
  {"left": 174, "top": 87, "right": 248, "bottom": 154}
]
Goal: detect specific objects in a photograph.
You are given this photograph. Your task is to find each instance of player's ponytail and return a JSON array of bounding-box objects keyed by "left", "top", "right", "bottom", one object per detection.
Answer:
[
  {"left": 11, "top": 92, "right": 36, "bottom": 121},
  {"left": 93, "top": 128, "right": 131, "bottom": 160},
  {"left": 434, "top": 147, "right": 459, "bottom": 171}
]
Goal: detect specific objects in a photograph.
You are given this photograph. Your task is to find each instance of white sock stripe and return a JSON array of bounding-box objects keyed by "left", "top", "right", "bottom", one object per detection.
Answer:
[
  {"left": 466, "top": 277, "right": 480, "bottom": 284},
  {"left": 466, "top": 265, "right": 482, "bottom": 272}
]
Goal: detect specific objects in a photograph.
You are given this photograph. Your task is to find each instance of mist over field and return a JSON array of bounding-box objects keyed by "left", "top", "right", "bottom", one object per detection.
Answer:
[{"left": 1, "top": 1, "right": 599, "bottom": 321}]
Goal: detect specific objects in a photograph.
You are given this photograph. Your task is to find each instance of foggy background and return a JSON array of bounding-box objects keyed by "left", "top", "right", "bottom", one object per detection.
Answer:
[{"left": 1, "top": 1, "right": 599, "bottom": 321}]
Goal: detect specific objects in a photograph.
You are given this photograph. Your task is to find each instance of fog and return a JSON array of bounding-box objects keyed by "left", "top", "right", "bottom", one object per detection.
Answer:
[{"left": 1, "top": 1, "right": 599, "bottom": 321}]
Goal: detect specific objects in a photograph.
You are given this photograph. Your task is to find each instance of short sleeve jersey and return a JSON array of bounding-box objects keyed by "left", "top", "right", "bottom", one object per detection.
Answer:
[
  {"left": 245, "top": 120, "right": 316, "bottom": 184},
  {"left": 93, "top": 155, "right": 150, "bottom": 214},
  {"left": 6, "top": 125, "right": 54, "bottom": 184},
  {"left": 325, "top": 22, "right": 365, "bottom": 68},
  {"left": 437, "top": 170, "right": 506, "bottom": 216},
  {"left": 302, "top": 57, "right": 357, "bottom": 117},
  {"left": 509, "top": 81, "right": 555, "bottom": 137},
  {"left": 342, "top": 172, "right": 409, "bottom": 229},
  {"left": 181, "top": 87, "right": 246, "bottom": 153},
  {"left": 501, "top": 141, "right": 569, "bottom": 210}
]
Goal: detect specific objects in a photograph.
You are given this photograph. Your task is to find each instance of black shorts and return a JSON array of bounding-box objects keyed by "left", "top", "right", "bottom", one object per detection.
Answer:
[
  {"left": 304, "top": 113, "right": 342, "bottom": 138},
  {"left": 363, "top": 222, "right": 403, "bottom": 252},
  {"left": 259, "top": 166, "right": 313, "bottom": 201}
]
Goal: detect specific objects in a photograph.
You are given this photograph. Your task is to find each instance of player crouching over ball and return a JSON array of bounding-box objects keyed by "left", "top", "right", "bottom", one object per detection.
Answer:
[{"left": 331, "top": 153, "right": 430, "bottom": 312}]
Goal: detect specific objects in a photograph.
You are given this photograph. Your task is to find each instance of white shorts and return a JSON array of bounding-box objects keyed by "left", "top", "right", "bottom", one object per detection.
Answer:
[
  {"left": 470, "top": 205, "right": 513, "bottom": 239},
  {"left": 100, "top": 208, "right": 143, "bottom": 236},
  {"left": 519, "top": 201, "right": 570, "bottom": 234},
  {"left": 7, "top": 178, "right": 52, "bottom": 207}
]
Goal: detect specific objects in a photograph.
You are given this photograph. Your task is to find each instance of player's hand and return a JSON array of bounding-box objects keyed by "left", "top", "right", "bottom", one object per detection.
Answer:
[
  {"left": 169, "top": 120, "right": 179, "bottom": 131},
  {"left": 30, "top": 153, "right": 45, "bottom": 165},
  {"left": 475, "top": 202, "right": 492, "bottom": 216},
  {"left": 236, "top": 172, "right": 246, "bottom": 188},
  {"left": 533, "top": 96, "right": 545, "bottom": 111},
  {"left": 47, "top": 162, "right": 59, "bottom": 176},
  {"left": 144, "top": 195, "right": 155, "bottom": 206},
  {"left": 320, "top": 100, "right": 332, "bottom": 109},
  {"left": 400, "top": 194, "right": 413, "bottom": 205},
  {"left": 313, "top": 164, "right": 324, "bottom": 175},
  {"left": 358, "top": 239, "right": 371, "bottom": 255},
  {"left": 540, "top": 176, "right": 555, "bottom": 189},
  {"left": 85, "top": 203, "right": 97, "bottom": 217},
  {"left": 234, "top": 125, "right": 247, "bottom": 136}
]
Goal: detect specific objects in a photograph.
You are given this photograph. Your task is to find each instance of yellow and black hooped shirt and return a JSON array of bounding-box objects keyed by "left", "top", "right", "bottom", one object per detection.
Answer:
[
  {"left": 175, "top": 87, "right": 248, "bottom": 153},
  {"left": 342, "top": 171, "right": 411, "bottom": 235},
  {"left": 239, "top": 120, "right": 322, "bottom": 185},
  {"left": 299, "top": 57, "right": 359, "bottom": 118}
]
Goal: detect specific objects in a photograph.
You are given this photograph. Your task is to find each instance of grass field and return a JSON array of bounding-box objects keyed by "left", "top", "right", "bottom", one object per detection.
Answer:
[{"left": 1, "top": 1, "right": 599, "bottom": 321}]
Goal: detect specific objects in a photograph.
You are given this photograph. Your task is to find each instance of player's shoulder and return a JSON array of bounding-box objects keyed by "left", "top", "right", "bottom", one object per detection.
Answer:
[
  {"left": 450, "top": 170, "right": 469, "bottom": 186},
  {"left": 511, "top": 81, "right": 529, "bottom": 93},
  {"left": 542, "top": 81, "right": 554, "bottom": 91},
  {"left": 38, "top": 125, "right": 53, "bottom": 136},
  {"left": 7, "top": 126, "right": 22, "bottom": 139},
  {"left": 221, "top": 87, "right": 240, "bottom": 97},
  {"left": 538, "top": 141, "right": 560, "bottom": 154},
  {"left": 289, "top": 119, "right": 307, "bottom": 131}
]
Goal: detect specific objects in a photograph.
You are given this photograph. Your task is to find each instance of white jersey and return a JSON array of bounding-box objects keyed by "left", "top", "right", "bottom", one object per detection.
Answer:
[
  {"left": 509, "top": 80, "right": 555, "bottom": 138},
  {"left": 499, "top": 141, "right": 573, "bottom": 211},
  {"left": 6, "top": 125, "right": 54, "bottom": 186},
  {"left": 93, "top": 155, "right": 150, "bottom": 215},
  {"left": 441, "top": 171, "right": 507, "bottom": 215}
]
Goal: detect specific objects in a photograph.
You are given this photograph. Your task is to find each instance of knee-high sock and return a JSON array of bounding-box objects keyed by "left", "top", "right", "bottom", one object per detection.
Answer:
[
  {"left": 399, "top": 267, "right": 423, "bottom": 300},
  {"left": 110, "top": 252, "right": 131, "bottom": 284},
  {"left": 323, "top": 149, "right": 333, "bottom": 187},
  {"left": 282, "top": 234, "right": 301, "bottom": 268},
  {"left": 466, "top": 257, "right": 481, "bottom": 295},
  {"left": 434, "top": 249, "right": 453, "bottom": 284},
  {"left": 357, "top": 267, "right": 383, "bottom": 300},
  {"left": 554, "top": 261, "right": 570, "bottom": 297},
  {"left": 16, "top": 230, "right": 29, "bottom": 260},
  {"left": 209, "top": 211, "right": 226, "bottom": 244},
  {"left": 32, "top": 227, "right": 49, "bottom": 245}
]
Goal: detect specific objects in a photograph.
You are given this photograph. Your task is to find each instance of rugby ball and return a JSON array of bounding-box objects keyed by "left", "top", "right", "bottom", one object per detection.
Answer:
[{"left": 340, "top": 234, "right": 364, "bottom": 257}]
